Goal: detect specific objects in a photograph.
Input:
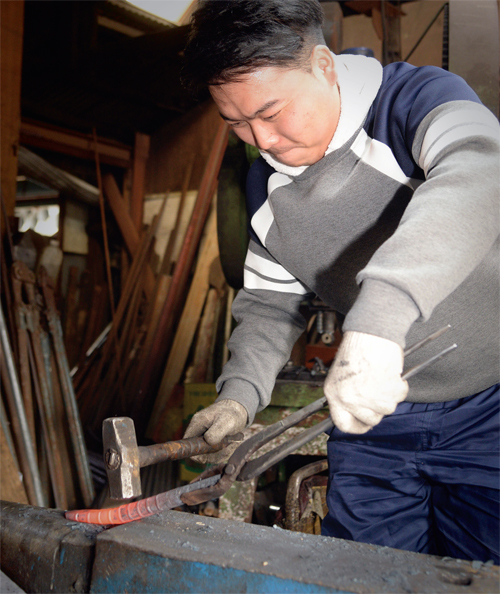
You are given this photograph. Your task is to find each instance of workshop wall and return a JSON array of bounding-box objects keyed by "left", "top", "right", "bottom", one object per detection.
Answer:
[{"left": 342, "top": 0, "right": 444, "bottom": 66}]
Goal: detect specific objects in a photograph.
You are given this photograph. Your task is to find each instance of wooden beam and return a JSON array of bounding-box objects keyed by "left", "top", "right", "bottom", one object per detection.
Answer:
[
  {"left": 130, "top": 132, "right": 150, "bottom": 231},
  {"left": 20, "top": 119, "right": 132, "bottom": 168},
  {"left": 18, "top": 146, "right": 99, "bottom": 206},
  {"left": 148, "top": 208, "right": 219, "bottom": 442},
  {"left": 102, "top": 173, "right": 155, "bottom": 297},
  {"left": 1, "top": 0, "right": 25, "bottom": 219}
]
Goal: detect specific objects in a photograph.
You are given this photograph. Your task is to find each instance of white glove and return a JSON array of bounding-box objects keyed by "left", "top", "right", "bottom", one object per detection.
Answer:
[
  {"left": 324, "top": 331, "right": 408, "bottom": 434},
  {"left": 183, "top": 399, "right": 248, "bottom": 464}
]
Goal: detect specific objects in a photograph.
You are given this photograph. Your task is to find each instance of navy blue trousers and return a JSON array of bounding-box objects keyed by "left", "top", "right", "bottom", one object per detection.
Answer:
[{"left": 321, "top": 384, "right": 499, "bottom": 563}]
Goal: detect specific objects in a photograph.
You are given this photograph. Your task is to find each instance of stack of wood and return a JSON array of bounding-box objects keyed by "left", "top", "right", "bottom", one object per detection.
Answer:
[
  {"left": 73, "top": 120, "right": 230, "bottom": 444},
  {"left": 1, "top": 119, "right": 231, "bottom": 508}
]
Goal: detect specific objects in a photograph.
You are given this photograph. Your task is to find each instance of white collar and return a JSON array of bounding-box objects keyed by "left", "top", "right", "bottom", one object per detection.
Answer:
[{"left": 260, "top": 53, "right": 383, "bottom": 177}]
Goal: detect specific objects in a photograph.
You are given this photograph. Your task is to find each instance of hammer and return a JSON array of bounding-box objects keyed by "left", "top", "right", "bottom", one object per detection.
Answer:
[{"left": 103, "top": 417, "right": 243, "bottom": 499}]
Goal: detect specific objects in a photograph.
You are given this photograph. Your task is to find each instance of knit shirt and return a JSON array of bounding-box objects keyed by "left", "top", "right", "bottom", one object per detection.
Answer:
[{"left": 216, "top": 54, "right": 500, "bottom": 423}]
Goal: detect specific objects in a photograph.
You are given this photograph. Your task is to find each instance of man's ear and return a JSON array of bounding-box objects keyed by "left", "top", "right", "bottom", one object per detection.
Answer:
[{"left": 311, "top": 45, "right": 338, "bottom": 86}]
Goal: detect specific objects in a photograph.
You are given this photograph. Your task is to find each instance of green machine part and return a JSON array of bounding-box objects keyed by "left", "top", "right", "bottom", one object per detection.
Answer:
[{"left": 217, "top": 134, "right": 260, "bottom": 289}]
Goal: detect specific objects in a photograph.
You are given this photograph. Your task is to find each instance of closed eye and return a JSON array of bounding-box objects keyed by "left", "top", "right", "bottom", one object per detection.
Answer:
[{"left": 264, "top": 110, "right": 281, "bottom": 121}]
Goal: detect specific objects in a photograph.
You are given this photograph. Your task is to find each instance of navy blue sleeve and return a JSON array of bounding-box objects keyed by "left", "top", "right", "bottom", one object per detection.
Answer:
[
  {"left": 365, "top": 63, "right": 482, "bottom": 178},
  {"left": 245, "top": 156, "right": 274, "bottom": 245}
]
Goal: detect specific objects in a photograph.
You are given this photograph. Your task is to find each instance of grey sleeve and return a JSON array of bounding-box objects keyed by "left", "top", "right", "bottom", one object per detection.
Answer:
[
  {"left": 215, "top": 240, "right": 310, "bottom": 423},
  {"left": 344, "top": 100, "right": 500, "bottom": 347}
]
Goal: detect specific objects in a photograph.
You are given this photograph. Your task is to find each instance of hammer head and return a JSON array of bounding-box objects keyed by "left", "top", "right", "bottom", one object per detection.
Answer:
[{"left": 103, "top": 417, "right": 141, "bottom": 500}]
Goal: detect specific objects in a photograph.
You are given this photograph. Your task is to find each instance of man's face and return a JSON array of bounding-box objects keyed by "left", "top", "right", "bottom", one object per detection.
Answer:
[{"left": 210, "top": 47, "right": 340, "bottom": 167}]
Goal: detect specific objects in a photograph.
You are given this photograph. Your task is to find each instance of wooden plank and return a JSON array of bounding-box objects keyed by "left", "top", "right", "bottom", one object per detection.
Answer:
[
  {"left": 63, "top": 266, "right": 79, "bottom": 367},
  {"left": 148, "top": 208, "right": 219, "bottom": 441},
  {"left": 20, "top": 119, "right": 132, "bottom": 168},
  {"left": 0, "top": 0, "right": 24, "bottom": 220},
  {"left": 130, "top": 132, "right": 150, "bottom": 231},
  {"left": 102, "top": 173, "right": 155, "bottom": 297},
  {"left": 185, "top": 287, "right": 219, "bottom": 384},
  {"left": 136, "top": 121, "right": 229, "bottom": 438},
  {"left": 0, "top": 425, "right": 28, "bottom": 504}
]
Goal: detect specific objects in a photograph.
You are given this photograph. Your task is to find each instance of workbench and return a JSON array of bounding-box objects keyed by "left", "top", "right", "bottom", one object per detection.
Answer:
[{"left": 1, "top": 500, "right": 498, "bottom": 593}]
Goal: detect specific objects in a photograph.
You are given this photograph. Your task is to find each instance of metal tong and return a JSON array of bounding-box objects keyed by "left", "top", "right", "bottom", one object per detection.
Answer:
[
  {"left": 66, "top": 325, "right": 456, "bottom": 524},
  {"left": 180, "top": 325, "right": 457, "bottom": 505}
]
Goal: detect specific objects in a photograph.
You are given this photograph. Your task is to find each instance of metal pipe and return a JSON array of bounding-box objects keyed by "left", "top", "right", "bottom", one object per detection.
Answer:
[
  {"left": 238, "top": 418, "right": 332, "bottom": 482},
  {"left": 404, "top": 324, "right": 450, "bottom": 357},
  {"left": 0, "top": 305, "right": 45, "bottom": 506},
  {"left": 285, "top": 459, "right": 328, "bottom": 531},
  {"left": 39, "top": 267, "right": 96, "bottom": 508}
]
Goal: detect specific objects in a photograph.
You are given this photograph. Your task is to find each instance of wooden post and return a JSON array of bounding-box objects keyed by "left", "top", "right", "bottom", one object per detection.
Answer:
[
  {"left": 102, "top": 173, "right": 155, "bottom": 297},
  {"left": 1, "top": 1, "right": 25, "bottom": 225},
  {"left": 148, "top": 209, "right": 219, "bottom": 441},
  {"left": 131, "top": 132, "right": 150, "bottom": 232}
]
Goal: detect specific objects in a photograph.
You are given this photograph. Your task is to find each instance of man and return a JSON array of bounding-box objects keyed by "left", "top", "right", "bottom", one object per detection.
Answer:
[{"left": 183, "top": 0, "right": 499, "bottom": 562}]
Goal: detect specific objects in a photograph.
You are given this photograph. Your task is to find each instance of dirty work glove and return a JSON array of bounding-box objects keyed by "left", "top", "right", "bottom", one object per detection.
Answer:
[
  {"left": 183, "top": 399, "right": 248, "bottom": 465},
  {"left": 324, "top": 331, "right": 408, "bottom": 434}
]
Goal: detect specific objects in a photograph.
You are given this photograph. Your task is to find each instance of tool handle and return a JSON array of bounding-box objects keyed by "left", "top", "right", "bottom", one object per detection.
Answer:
[{"left": 138, "top": 433, "right": 243, "bottom": 468}]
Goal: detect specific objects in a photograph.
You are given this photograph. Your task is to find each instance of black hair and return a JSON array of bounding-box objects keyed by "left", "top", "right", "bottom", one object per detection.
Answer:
[{"left": 182, "top": 0, "right": 325, "bottom": 95}]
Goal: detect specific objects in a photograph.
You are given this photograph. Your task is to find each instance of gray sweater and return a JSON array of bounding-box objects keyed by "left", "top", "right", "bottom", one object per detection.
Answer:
[{"left": 216, "top": 55, "right": 500, "bottom": 423}]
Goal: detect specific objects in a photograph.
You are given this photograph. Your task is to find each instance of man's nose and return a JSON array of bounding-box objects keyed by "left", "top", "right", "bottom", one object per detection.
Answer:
[{"left": 251, "top": 122, "right": 279, "bottom": 151}]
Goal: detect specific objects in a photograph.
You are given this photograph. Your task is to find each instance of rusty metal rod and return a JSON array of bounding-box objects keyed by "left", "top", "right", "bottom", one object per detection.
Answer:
[
  {"left": 81, "top": 206, "right": 165, "bottom": 423},
  {"left": 39, "top": 267, "right": 95, "bottom": 508},
  {"left": 137, "top": 433, "right": 244, "bottom": 469},
  {"left": 239, "top": 341, "right": 458, "bottom": 482},
  {"left": 285, "top": 459, "right": 328, "bottom": 531},
  {"left": 93, "top": 126, "right": 115, "bottom": 319},
  {"left": 0, "top": 305, "right": 45, "bottom": 507}
]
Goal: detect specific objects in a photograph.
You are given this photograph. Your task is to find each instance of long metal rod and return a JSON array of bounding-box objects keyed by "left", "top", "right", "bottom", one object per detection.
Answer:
[
  {"left": 70, "top": 322, "right": 111, "bottom": 378},
  {"left": 93, "top": 126, "right": 116, "bottom": 319},
  {"left": 238, "top": 340, "right": 458, "bottom": 482},
  {"left": 0, "top": 305, "right": 45, "bottom": 506},
  {"left": 238, "top": 418, "right": 333, "bottom": 482},
  {"left": 404, "top": 2, "right": 448, "bottom": 62},
  {"left": 404, "top": 325, "right": 451, "bottom": 357},
  {"left": 39, "top": 267, "right": 96, "bottom": 507},
  {"left": 402, "top": 343, "right": 457, "bottom": 380}
]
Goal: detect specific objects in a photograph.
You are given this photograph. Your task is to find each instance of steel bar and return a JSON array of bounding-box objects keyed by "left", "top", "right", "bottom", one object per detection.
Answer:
[
  {"left": 0, "top": 305, "right": 45, "bottom": 506},
  {"left": 93, "top": 126, "right": 116, "bottom": 319},
  {"left": 11, "top": 268, "right": 36, "bottom": 444},
  {"left": 403, "top": 343, "right": 457, "bottom": 381},
  {"left": 13, "top": 261, "right": 67, "bottom": 508},
  {"left": 39, "top": 266, "right": 95, "bottom": 508},
  {"left": 285, "top": 459, "right": 328, "bottom": 531},
  {"left": 27, "top": 318, "right": 68, "bottom": 509},
  {"left": 65, "top": 474, "right": 222, "bottom": 524},
  {"left": 70, "top": 320, "right": 111, "bottom": 381},
  {"left": 81, "top": 207, "right": 164, "bottom": 423},
  {"left": 138, "top": 434, "right": 244, "bottom": 468},
  {"left": 239, "top": 341, "right": 458, "bottom": 483},
  {"left": 238, "top": 418, "right": 332, "bottom": 482},
  {"left": 404, "top": 324, "right": 451, "bottom": 357}
]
